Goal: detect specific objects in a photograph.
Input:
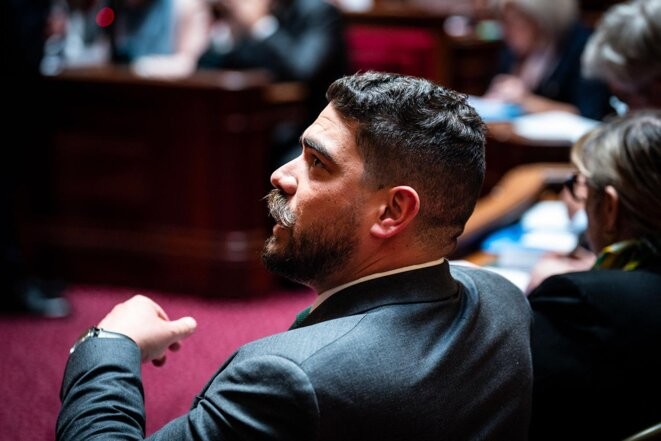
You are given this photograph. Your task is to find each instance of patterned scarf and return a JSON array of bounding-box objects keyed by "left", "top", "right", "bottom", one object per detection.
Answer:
[{"left": 593, "top": 238, "right": 661, "bottom": 270}]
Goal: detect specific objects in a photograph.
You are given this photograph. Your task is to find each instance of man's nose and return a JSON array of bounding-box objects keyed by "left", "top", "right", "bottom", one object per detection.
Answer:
[{"left": 270, "top": 157, "right": 298, "bottom": 195}]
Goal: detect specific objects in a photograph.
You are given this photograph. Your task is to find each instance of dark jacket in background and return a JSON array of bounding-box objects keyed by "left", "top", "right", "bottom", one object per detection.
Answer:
[
  {"left": 528, "top": 260, "right": 661, "bottom": 440},
  {"left": 198, "top": 0, "right": 349, "bottom": 154},
  {"left": 498, "top": 21, "right": 613, "bottom": 120}
]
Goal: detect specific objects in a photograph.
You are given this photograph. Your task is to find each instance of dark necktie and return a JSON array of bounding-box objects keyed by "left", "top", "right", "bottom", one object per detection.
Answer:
[{"left": 289, "top": 306, "right": 312, "bottom": 330}]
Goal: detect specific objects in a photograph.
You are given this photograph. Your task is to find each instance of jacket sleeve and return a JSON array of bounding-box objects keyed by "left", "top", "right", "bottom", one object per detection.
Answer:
[
  {"left": 57, "top": 341, "right": 319, "bottom": 440},
  {"left": 57, "top": 338, "right": 146, "bottom": 440}
]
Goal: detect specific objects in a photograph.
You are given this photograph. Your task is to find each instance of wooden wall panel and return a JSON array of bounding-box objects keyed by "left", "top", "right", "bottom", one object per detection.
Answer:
[{"left": 21, "top": 67, "right": 306, "bottom": 297}]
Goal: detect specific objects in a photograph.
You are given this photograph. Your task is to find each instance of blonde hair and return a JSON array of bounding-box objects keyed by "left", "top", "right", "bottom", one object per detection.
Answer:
[
  {"left": 571, "top": 110, "right": 661, "bottom": 239},
  {"left": 582, "top": 0, "right": 661, "bottom": 87},
  {"left": 493, "top": 0, "right": 579, "bottom": 40}
]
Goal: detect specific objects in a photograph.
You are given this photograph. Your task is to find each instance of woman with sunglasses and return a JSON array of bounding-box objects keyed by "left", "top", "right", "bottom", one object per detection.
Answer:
[
  {"left": 525, "top": 0, "right": 661, "bottom": 294},
  {"left": 526, "top": 109, "right": 661, "bottom": 440}
]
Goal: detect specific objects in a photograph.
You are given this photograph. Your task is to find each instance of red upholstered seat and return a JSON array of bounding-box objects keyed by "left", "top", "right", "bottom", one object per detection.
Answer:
[{"left": 345, "top": 26, "right": 437, "bottom": 80}]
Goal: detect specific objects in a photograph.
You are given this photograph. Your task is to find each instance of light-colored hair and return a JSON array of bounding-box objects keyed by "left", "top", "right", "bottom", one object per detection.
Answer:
[
  {"left": 492, "top": 0, "right": 579, "bottom": 40},
  {"left": 571, "top": 110, "right": 661, "bottom": 239},
  {"left": 582, "top": 0, "right": 661, "bottom": 86}
]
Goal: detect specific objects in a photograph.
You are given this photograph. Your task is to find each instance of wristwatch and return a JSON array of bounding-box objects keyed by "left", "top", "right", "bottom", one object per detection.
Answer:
[{"left": 69, "top": 326, "right": 134, "bottom": 355}]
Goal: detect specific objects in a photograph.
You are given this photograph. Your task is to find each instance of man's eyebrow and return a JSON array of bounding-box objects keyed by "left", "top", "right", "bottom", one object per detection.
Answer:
[{"left": 300, "top": 135, "right": 337, "bottom": 164}]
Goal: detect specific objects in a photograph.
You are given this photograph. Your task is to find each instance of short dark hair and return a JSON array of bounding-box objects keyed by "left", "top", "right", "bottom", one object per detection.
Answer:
[{"left": 326, "top": 71, "right": 486, "bottom": 248}]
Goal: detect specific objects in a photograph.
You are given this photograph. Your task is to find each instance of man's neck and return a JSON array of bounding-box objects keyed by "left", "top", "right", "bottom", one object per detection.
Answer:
[{"left": 310, "top": 258, "right": 446, "bottom": 311}]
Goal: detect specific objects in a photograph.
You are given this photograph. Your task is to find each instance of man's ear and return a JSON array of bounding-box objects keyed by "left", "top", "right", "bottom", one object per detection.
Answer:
[{"left": 370, "top": 186, "right": 420, "bottom": 239}]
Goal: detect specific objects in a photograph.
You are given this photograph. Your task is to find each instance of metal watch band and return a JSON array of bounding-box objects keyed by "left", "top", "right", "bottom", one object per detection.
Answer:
[{"left": 69, "top": 326, "right": 133, "bottom": 355}]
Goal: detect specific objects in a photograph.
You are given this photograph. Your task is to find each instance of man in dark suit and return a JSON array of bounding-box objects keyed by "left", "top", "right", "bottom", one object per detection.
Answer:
[
  {"left": 57, "top": 71, "right": 533, "bottom": 440},
  {"left": 198, "top": 0, "right": 349, "bottom": 169},
  {"left": 1, "top": 0, "right": 70, "bottom": 317}
]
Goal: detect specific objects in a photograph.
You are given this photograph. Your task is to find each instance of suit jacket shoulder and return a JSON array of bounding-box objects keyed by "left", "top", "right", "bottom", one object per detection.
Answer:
[
  {"left": 58, "top": 262, "right": 533, "bottom": 441},
  {"left": 189, "top": 262, "right": 533, "bottom": 440}
]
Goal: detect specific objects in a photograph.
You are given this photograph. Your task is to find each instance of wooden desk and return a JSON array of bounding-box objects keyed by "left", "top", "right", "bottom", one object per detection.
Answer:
[
  {"left": 21, "top": 66, "right": 307, "bottom": 297},
  {"left": 447, "top": 35, "right": 502, "bottom": 96},
  {"left": 482, "top": 122, "right": 572, "bottom": 195}
]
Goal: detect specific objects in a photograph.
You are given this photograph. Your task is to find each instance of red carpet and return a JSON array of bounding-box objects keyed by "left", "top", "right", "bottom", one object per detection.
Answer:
[{"left": 1, "top": 284, "right": 315, "bottom": 440}]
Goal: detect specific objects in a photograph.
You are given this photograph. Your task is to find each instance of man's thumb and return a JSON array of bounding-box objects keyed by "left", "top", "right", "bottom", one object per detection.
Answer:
[{"left": 171, "top": 316, "right": 197, "bottom": 338}]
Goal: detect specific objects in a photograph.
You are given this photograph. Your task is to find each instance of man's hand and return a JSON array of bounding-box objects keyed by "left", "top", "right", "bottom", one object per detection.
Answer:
[
  {"left": 484, "top": 74, "right": 529, "bottom": 103},
  {"left": 97, "top": 295, "right": 197, "bottom": 366},
  {"left": 525, "top": 247, "right": 596, "bottom": 294}
]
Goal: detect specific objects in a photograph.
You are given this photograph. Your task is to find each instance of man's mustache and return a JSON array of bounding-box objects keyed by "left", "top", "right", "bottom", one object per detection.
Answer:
[{"left": 265, "top": 189, "right": 296, "bottom": 228}]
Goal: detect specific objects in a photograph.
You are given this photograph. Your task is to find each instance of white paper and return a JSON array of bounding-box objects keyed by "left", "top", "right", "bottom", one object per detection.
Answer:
[{"left": 512, "top": 111, "right": 601, "bottom": 143}]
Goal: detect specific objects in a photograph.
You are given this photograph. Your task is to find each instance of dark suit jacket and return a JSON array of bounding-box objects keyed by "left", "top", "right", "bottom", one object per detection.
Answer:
[
  {"left": 527, "top": 261, "right": 661, "bottom": 441},
  {"left": 57, "top": 262, "right": 533, "bottom": 440},
  {"left": 498, "top": 21, "right": 613, "bottom": 120}
]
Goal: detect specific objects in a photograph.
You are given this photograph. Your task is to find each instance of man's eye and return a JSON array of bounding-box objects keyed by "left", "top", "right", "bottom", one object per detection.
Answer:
[{"left": 311, "top": 156, "right": 323, "bottom": 168}]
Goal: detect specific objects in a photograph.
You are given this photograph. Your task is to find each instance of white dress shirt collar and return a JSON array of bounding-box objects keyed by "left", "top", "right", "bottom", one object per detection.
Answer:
[{"left": 310, "top": 258, "right": 446, "bottom": 311}]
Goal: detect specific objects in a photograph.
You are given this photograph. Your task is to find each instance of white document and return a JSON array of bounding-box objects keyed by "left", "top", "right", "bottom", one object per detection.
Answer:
[{"left": 512, "top": 111, "right": 601, "bottom": 143}]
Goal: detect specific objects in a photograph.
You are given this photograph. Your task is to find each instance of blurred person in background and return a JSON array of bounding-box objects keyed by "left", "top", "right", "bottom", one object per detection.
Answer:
[
  {"left": 198, "top": 0, "right": 349, "bottom": 169},
  {"left": 527, "top": 109, "right": 661, "bottom": 441},
  {"left": 1, "top": 0, "right": 70, "bottom": 317},
  {"left": 483, "top": 0, "right": 612, "bottom": 120},
  {"left": 525, "top": 0, "right": 661, "bottom": 292},
  {"left": 44, "top": 0, "right": 211, "bottom": 79},
  {"left": 581, "top": 0, "right": 661, "bottom": 113},
  {"left": 111, "top": 0, "right": 211, "bottom": 78}
]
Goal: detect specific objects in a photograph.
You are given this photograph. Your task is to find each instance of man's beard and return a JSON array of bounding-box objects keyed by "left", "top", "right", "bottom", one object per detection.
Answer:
[{"left": 262, "top": 189, "right": 358, "bottom": 286}]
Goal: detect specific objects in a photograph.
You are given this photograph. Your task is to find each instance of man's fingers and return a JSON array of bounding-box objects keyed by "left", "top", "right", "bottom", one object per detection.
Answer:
[
  {"left": 158, "top": 317, "right": 196, "bottom": 357},
  {"left": 171, "top": 316, "right": 197, "bottom": 338}
]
